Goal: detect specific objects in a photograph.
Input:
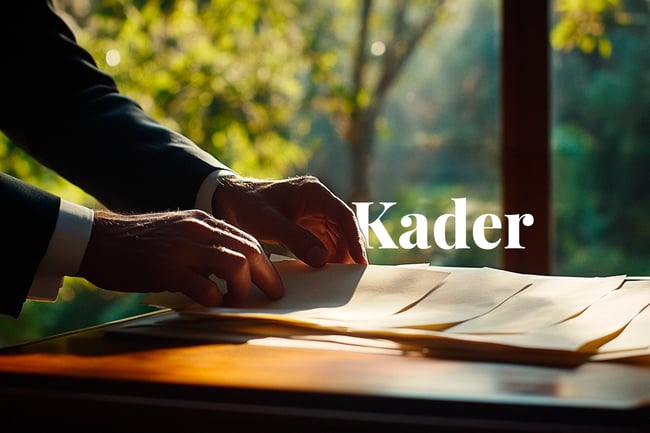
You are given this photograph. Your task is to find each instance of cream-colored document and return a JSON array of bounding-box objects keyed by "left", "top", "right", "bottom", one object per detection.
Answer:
[
  {"left": 454, "top": 280, "right": 650, "bottom": 352},
  {"left": 138, "top": 258, "right": 648, "bottom": 366},
  {"left": 148, "top": 259, "right": 451, "bottom": 326},
  {"left": 446, "top": 274, "right": 626, "bottom": 334},
  {"left": 345, "top": 267, "right": 533, "bottom": 330},
  {"left": 590, "top": 281, "right": 650, "bottom": 363}
]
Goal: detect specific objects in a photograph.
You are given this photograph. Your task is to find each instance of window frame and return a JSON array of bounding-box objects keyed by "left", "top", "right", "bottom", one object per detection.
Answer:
[{"left": 500, "top": 0, "right": 550, "bottom": 274}]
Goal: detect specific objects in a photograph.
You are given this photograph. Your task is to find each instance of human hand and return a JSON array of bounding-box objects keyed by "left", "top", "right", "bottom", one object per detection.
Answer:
[
  {"left": 211, "top": 175, "right": 368, "bottom": 267},
  {"left": 77, "top": 209, "right": 283, "bottom": 307}
]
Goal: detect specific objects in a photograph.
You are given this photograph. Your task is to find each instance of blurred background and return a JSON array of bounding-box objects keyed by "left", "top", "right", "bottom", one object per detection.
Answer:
[{"left": 1, "top": 0, "right": 648, "bottom": 347}]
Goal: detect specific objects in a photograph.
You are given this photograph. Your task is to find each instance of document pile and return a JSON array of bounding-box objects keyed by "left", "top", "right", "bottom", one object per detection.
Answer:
[{"left": 124, "top": 256, "right": 650, "bottom": 366}]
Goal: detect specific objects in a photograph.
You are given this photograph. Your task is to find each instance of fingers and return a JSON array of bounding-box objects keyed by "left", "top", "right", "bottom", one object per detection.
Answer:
[
  {"left": 181, "top": 271, "right": 223, "bottom": 307},
  {"left": 342, "top": 216, "right": 368, "bottom": 264},
  {"left": 295, "top": 178, "right": 368, "bottom": 265},
  {"left": 186, "top": 219, "right": 284, "bottom": 305},
  {"left": 262, "top": 207, "right": 366, "bottom": 268},
  {"left": 285, "top": 182, "right": 368, "bottom": 266},
  {"left": 317, "top": 199, "right": 368, "bottom": 265},
  {"left": 206, "top": 242, "right": 283, "bottom": 304},
  {"left": 82, "top": 210, "right": 283, "bottom": 308}
]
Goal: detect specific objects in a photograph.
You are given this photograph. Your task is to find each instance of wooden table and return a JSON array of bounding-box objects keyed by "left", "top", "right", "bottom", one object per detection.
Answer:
[{"left": 0, "top": 310, "right": 648, "bottom": 432}]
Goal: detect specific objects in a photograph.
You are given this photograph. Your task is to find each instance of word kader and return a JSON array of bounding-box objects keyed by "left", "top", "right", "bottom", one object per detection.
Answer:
[{"left": 352, "top": 198, "right": 534, "bottom": 250}]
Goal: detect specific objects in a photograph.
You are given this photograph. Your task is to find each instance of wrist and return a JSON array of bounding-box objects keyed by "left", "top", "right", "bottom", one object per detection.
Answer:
[
  {"left": 211, "top": 174, "right": 245, "bottom": 221},
  {"left": 195, "top": 169, "right": 237, "bottom": 215}
]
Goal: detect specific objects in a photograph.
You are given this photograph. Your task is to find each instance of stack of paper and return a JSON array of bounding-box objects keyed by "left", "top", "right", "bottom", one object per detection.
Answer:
[{"left": 126, "top": 257, "right": 650, "bottom": 366}]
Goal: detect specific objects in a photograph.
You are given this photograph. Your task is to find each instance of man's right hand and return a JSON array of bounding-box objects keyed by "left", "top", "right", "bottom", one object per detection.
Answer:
[{"left": 77, "top": 209, "right": 284, "bottom": 307}]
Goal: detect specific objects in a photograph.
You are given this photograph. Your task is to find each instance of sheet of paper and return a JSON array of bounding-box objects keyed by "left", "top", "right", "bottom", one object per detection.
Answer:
[
  {"left": 461, "top": 280, "right": 650, "bottom": 352},
  {"left": 446, "top": 274, "right": 626, "bottom": 334},
  {"left": 147, "top": 259, "right": 450, "bottom": 323},
  {"left": 182, "top": 266, "right": 531, "bottom": 331},
  {"left": 596, "top": 282, "right": 650, "bottom": 353},
  {"left": 247, "top": 335, "right": 411, "bottom": 355},
  {"left": 323, "top": 326, "right": 591, "bottom": 366},
  {"left": 363, "top": 267, "right": 533, "bottom": 330}
]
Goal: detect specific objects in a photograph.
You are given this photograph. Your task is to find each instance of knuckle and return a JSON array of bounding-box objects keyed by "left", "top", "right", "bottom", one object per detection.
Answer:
[
  {"left": 217, "top": 246, "right": 248, "bottom": 268},
  {"left": 296, "top": 175, "right": 325, "bottom": 194},
  {"left": 187, "top": 208, "right": 212, "bottom": 221},
  {"left": 237, "top": 238, "right": 264, "bottom": 258}
]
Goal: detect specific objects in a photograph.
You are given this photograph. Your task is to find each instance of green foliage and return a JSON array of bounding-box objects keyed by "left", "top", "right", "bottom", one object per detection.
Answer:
[
  {"left": 551, "top": 0, "right": 650, "bottom": 275},
  {"left": 551, "top": 0, "right": 631, "bottom": 57},
  {"left": 64, "top": 0, "right": 313, "bottom": 178}
]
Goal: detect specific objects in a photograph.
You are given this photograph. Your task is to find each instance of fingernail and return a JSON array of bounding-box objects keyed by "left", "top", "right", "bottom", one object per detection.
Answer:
[{"left": 306, "top": 245, "right": 327, "bottom": 266}]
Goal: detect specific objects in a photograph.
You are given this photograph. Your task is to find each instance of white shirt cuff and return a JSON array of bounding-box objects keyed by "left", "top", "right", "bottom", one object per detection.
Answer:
[
  {"left": 27, "top": 200, "right": 94, "bottom": 301},
  {"left": 195, "top": 168, "right": 237, "bottom": 213}
]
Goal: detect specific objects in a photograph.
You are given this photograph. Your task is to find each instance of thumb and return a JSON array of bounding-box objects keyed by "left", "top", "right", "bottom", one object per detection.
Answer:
[{"left": 263, "top": 210, "right": 328, "bottom": 268}]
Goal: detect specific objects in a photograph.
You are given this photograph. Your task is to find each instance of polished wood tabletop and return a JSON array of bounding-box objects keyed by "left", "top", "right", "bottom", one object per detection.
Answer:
[{"left": 0, "top": 310, "right": 648, "bottom": 432}]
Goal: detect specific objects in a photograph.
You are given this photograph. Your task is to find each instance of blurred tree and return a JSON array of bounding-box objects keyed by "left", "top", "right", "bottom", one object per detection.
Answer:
[
  {"left": 345, "top": 0, "right": 445, "bottom": 202},
  {"left": 301, "top": 0, "right": 450, "bottom": 202},
  {"left": 302, "top": 0, "right": 501, "bottom": 266}
]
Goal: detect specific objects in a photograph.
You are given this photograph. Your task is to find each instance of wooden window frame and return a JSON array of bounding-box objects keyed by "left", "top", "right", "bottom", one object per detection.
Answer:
[{"left": 501, "top": 0, "right": 550, "bottom": 274}]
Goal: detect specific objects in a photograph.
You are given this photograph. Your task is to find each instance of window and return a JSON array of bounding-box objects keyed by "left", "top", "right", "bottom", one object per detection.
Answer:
[{"left": 2, "top": 0, "right": 648, "bottom": 347}]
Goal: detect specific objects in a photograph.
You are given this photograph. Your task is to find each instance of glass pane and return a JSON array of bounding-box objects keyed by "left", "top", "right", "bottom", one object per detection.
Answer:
[{"left": 551, "top": 0, "right": 650, "bottom": 276}]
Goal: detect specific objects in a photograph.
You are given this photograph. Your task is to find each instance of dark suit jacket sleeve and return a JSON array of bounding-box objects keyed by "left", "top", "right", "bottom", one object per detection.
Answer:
[
  {"left": 0, "top": 173, "right": 60, "bottom": 317},
  {"left": 0, "top": 1, "right": 232, "bottom": 316},
  {"left": 0, "top": 1, "right": 231, "bottom": 212}
]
